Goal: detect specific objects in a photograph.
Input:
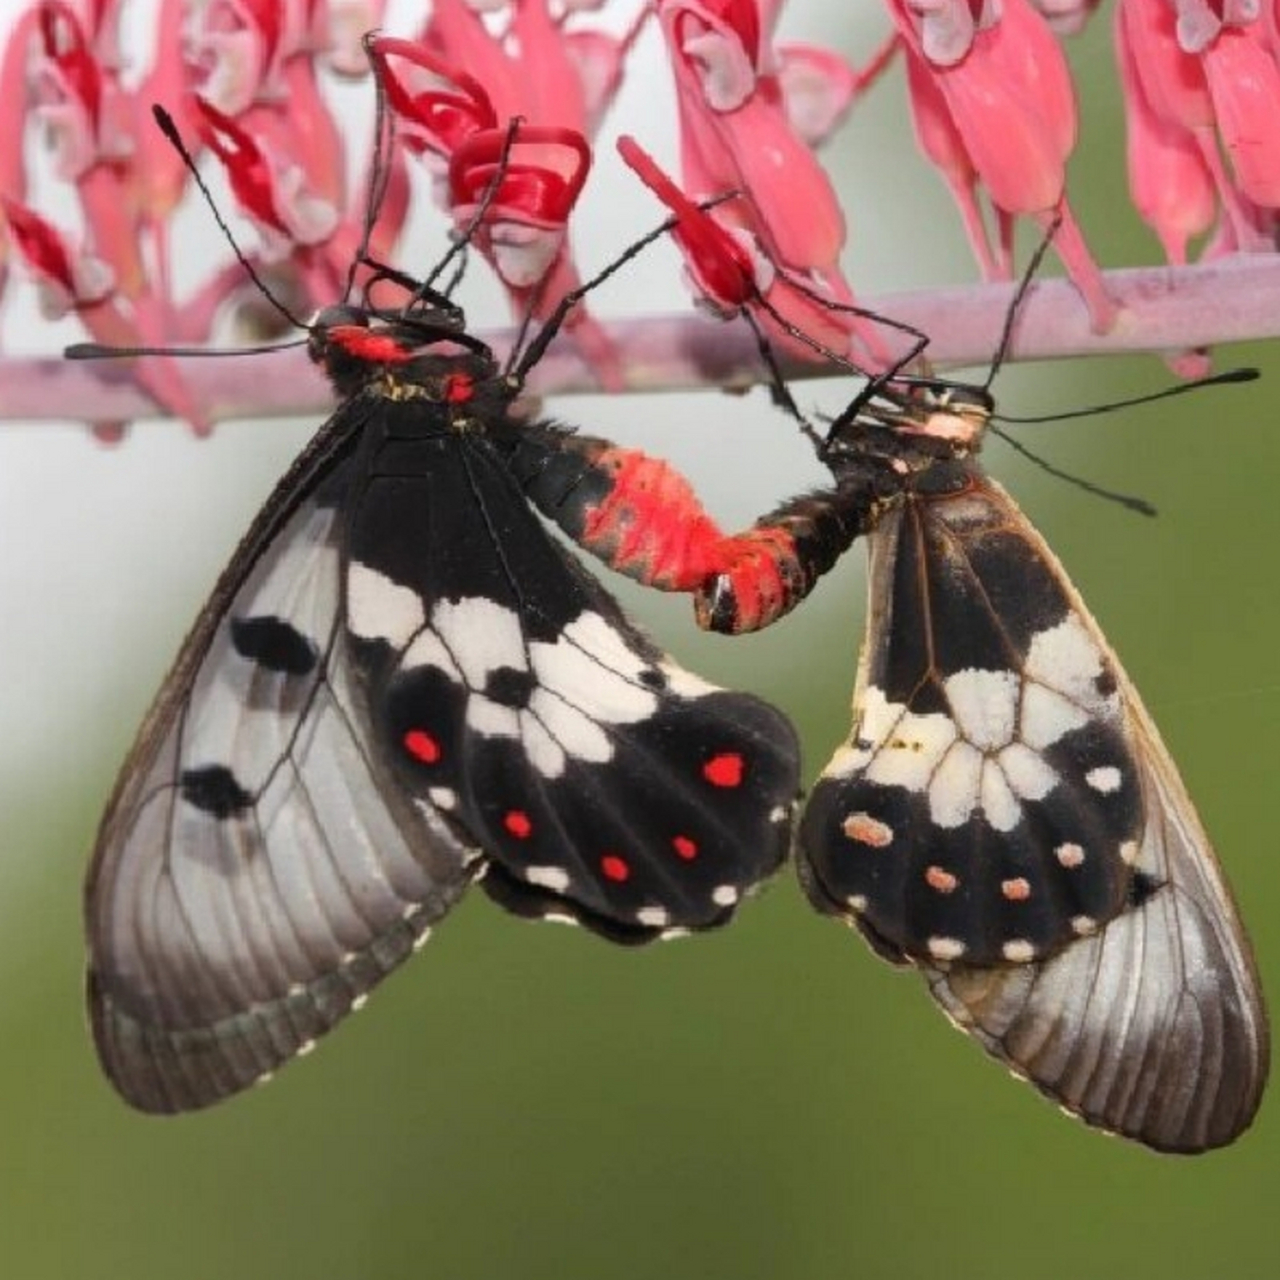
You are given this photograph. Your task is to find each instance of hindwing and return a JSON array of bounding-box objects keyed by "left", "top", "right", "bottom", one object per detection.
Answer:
[{"left": 342, "top": 414, "right": 797, "bottom": 941}]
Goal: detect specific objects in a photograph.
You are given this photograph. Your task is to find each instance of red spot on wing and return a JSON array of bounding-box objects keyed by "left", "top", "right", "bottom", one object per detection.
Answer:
[
  {"left": 672, "top": 835, "right": 698, "bottom": 861},
  {"left": 600, "top": 854, "right": 630, "bottom": 882},
  {"left": 702, "top": 752, "right": 744, "bottom": 788},
  {"left": 1001, "top": 877, "right": 1032, "bottom": 902},
  {"left": 504, "top": 810, "right": 532, "bottom": 838},
  {"left": 403, "top": 728, "right": 442, "bottom": 763},
  {"left": 924, "top": 865, "right": 958, "bottom": 893}
]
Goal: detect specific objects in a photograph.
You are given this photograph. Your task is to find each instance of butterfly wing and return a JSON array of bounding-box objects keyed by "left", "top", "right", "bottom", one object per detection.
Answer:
[
  {"left": 926, "top": 706, "right": 1268, "bottom": 1152},
  {"left": 86, "top": 406, "right": 482, "bottom": 1113},
  {"left": 342, "top": 414, "right": 800, "bottom": 943},
  {"left": 800, "top": 474, "right": 1266, "bottom": 1151}
]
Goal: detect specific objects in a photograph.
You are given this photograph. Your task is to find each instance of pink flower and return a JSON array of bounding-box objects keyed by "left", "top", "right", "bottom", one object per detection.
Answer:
[
  {"left": 448, "top": 125, "right": 592, "bottom": 290},
  {"left": 617, "top": 135, "right": 890, "bottom": 366},
  {"left": 190, "top": 95, "right": 340, "bottom": 259},
  {"left": 656, "top": 0, "right": 845, "bottom": 272},
  {"left": 891, "top": 0, "right": 1116, "bottom": 329},
  {"left": 1115, "top": 0, "right": 1280, "bottom": 255},
  {"left": 1, "top": 198, "right": 114, "bottom": 315},
  {"left": 30, "top": 2, "right": 132, "bottom": 180}
]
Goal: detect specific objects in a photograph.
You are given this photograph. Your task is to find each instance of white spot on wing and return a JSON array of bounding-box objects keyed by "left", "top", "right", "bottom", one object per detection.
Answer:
[
  {"left": 711, "top": 885, "right": 739, "bottom": 906},
  {"left": 347, "top": 562, "right": 425, "bottom": 646},
  {"left": 659, "top": 660, "right": 718, "bottom": 698},
  {"left": 1056, "top": 842, "right": 1085, "bottom": 868},
  {"left": 1020, "top": 682, "right": 1088, "bottom": 749},
  {"left": 636, "top": 906, "right": 670, "bottom": 927},
  {"left": 526, "top": 865, "right": 570, "bottom": 893},
  {"left": 1086, "top": 765, "right": 1123, "bottom": 794},
  {"left": 468, "top": 697, "right": 521, "bottom": 740},
  {"left": 996, "top": 742, "right": 1057, "bottom": 804},
  {"left": 928, "top": 937, "right": 966, "bottom": 960},
  {"left": 861, "top": 689, "right": 958, "bottom": 791},
  {"left": 946, "top": 669, "right": 1018, "bottom": 750},
  {"left": 1002, "top": 939, "right": 1036, "bottom": 962},
  {"left": 530, "top": 615, "right": 658, "bottom": 726},
  {"left": 979, "top": 764, "right": 1020, "bottom": 832},
  {"left": 428, "top": 787, "right": 457, "bottom": 810},
  {"left": 1024, "top": 615, "right": 1117, "bottom": 718},
  {"left": 929, "top": 741, "right": 983, "bottom": 828},
  {"left": 402, "top": 628, "right": 462, "bottom": 679},
  {"left": 432, "top": 597, "right": 527, "bottom": 688}
]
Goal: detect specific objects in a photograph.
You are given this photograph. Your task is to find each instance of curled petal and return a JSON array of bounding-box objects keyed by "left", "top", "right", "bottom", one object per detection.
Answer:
[
  {"left": 661, "top": 0, "right": 762, "bottom": 111},
  {"left": 184, "top": 0, "right": 292, "bottom": 113},
  {"left": 903, "top": 0, "right": 999, "bottom": 66},
  {"left": 369, "top": 36, "right": 496, "bottom": 158},
  {"left": 775, "top": 43, "right": 860, "bottom": 145},
  {"left": 31, "top": 2, "right": 131, "bottom": 177},
  {"left": 1, "top": 198, "right": 115, "bottom": 315},
  {"left": 324, "top": 2, "right": 390, "bottom": 77},
  {"left": 618, "top": 134, "right": 761, "bottom": 311},
  {"left": 448, "top": 126, "right": 591, "bottom": 286},
  {"left": 449, "top": 126, "right": 591, "bottom": 228},
  {"left": 1032, "top": 0, "right": 1105, "bottom": 35},
  {"left": 192, "top": 95, "right": 338, "bottom": 253}
]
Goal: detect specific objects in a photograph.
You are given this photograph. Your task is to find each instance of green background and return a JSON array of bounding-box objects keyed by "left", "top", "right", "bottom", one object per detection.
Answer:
[{"left": 2, "top": 11, "right": 1279, "bottom": 1280}]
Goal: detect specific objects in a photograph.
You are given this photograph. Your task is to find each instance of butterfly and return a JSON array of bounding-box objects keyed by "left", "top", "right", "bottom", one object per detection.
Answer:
[
  {"left": 82, "top": 269, "right": 801, "bottom": 1113},
  {"left": 687, "top": 371, "right": 1268, "bottom": 1153}
]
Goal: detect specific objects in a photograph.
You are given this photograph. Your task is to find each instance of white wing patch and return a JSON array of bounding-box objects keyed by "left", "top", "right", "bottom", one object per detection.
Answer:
[
  {"left": 396, "top": 595, "right": 661, "bottom": 779},
  {"left": 828, "top": 614, "right": 1122, "bottom": 833}
]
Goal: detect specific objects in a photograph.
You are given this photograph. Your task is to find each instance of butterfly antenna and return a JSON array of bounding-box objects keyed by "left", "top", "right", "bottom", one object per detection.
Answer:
[
  {"left": 150, "top": 105, "right": 306, "bottom": 333},
  {"left": 994, "top": 366, "right": 1258, "bottom": 424},
  {"left": 990, "top": 425, "right": 1157, "bottom": 517},
  {"left": 508, "top": 204, "right": 712, "bottom": 383},
  {"left": 346, "top": 33, "right": 400, "bottom": 304},
  {"left": 983, "top": 211, "right": 1063, "bottom": 390},
  {"left": 420, "top": 115, "right": 525, "bottom": 301}
]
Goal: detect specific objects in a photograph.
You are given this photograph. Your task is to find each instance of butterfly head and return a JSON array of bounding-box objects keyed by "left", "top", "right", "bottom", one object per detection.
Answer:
[{"left": 309, "top": 303, "right": 499, "bottom": 402}]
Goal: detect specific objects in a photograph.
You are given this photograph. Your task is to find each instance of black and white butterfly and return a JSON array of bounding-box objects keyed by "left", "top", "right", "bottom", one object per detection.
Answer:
[
  {"left": 83, "top": 272, "right": 800, "bottom": 1113},
  {"left": 692, "top": 373, "right": 1268, "bottom": 1153}
]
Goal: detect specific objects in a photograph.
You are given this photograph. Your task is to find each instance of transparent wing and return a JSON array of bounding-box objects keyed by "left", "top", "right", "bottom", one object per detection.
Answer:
[
  {"left": 86, "top": 419, "right": 479, "bottom": 1113},
  {"left": 925, "top": 699, "right": 1268, "bottom": 1153}
]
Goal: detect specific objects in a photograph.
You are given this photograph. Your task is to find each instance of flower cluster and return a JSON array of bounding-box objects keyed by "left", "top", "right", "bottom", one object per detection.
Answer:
[{"left": 1, "top": 1, "right": 1279, "bottom": 432}]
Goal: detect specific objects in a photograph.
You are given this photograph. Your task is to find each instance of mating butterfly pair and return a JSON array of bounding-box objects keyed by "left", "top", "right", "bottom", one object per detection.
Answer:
[{"left": 84, "top": 248, "right": 1266, "bottom": 1154}]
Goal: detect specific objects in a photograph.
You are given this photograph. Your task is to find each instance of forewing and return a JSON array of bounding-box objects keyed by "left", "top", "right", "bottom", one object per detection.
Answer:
[
  {"left": 86, "top": 413, "right": 480, "bottom": 1113},
  {"left": 344, "top": 433, "right": 800, "bottom": 941},
  {"left": 800, "top": 476, "right": 1266, "bottom": 1151}
]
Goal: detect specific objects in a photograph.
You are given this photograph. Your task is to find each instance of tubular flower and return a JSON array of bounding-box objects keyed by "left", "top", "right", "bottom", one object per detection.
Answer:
[
  {"left": 2, "top": 0, "right": 1279, "bottom": 437},
  {"left": 889, "top": 0, "right": 1116, "bottom": 330},
  {"left": 1116, "top": 0, "right": 1280, "bottom": 256}
]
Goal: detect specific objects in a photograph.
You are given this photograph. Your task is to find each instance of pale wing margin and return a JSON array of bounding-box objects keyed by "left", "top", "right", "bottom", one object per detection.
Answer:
[
  {"left": 924, "top": 487, "right": 1267, "bottom": 1153},
  {"left": 86, "top": 415, "right": 480, "bottom": 1113}
]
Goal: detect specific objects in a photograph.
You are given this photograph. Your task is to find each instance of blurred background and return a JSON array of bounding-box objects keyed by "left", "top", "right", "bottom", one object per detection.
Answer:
[{"left": 1, "top": 4, "right": 1278, "bottom": 1278}]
